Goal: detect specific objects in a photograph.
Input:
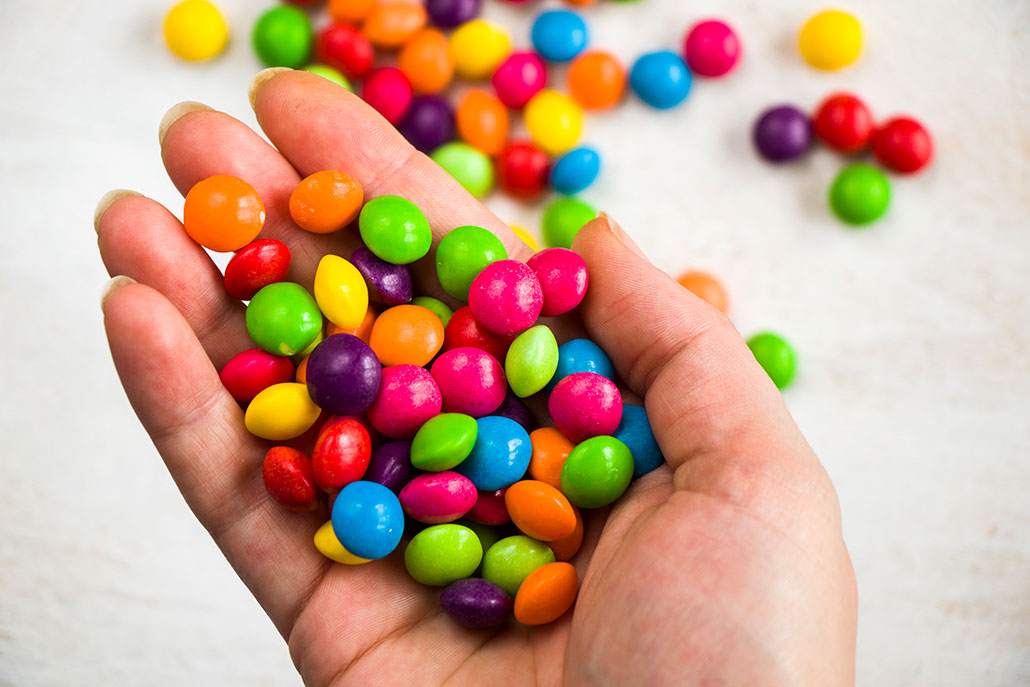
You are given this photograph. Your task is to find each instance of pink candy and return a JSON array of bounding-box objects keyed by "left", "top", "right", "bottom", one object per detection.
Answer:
[
  {"left": 548, "top": 372, "right": 622, "bottom": 443},
  {"left": 683, "top": 20, "right": 741, "bottom": 78},
  {"left": 219, "top": 348, "right": 295, "bottom": 404},
  {"left": 399, "top": 472, "right": 477, "bottom": 524},
  {"left": 362, "top": 66, "right": 414, "bottom": 124},
  {"left": 466, "top": 488, "right": 510, "bottom": 525},
  {"left": 526, "top": 247, "right": 589, "bottom": 317},
  {"left": 366, "top": 364, "right": 443, "bottom": 438},
  {"left": 492, "top": 51, "right": 547, "bottom": 110},
  {"left": 467, "top": 259, "right": 544, "bottom": 336},
  {"left": 430, "top": 347, "right": 507, "bottom": 417}
]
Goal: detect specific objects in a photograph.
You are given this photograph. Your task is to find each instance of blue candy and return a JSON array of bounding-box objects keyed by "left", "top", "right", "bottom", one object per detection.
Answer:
[
  {"left": 629, "top": 51, "right": 692, "bottom": 109},
  {"left": 531, "top": 10, "right": 588, "bottom": 63},
  {"left": 456, "top": 416, "right": 532, "bottom": 490},
  {"left": 614, "top": 405, "right": 664, "bottom": 477},
  {"left": 551, "top": 147, "right": 600, "bottom": 195},
  {"left": 331, "top": 481, "right": 404, "bottom": 560},
  {"left": 546, "top": 338, "right": 616, "bottom": 393}
]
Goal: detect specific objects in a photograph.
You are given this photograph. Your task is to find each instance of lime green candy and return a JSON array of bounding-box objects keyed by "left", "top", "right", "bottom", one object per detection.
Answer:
[
  {"left": 746, "top": 332, "right": 797, "bottom": 389},
  {"left": 246, "top": 282, "right": 323, "bottom": 356},
  {"left": 435, "top": 225, "right": 508, "bottom": 301},
  {"left": 411, "top": 296, "right": 454, "bottom": 328},
  {"left": 358, "top": 195, "right": 432, "bottom": 265},
  {"left": 482, "top": 535, "right": 556, "bottom": 598},
  {"left": 431, "top": 143, "right": 495, "bottom": 198},
  {"left": 542, "top": 197, "right": 596, "bottom": 249},
  {"left": 411, "top": 413, "right": 478, "bottom": 471},
  {"left": 303, "top": 65, "right": 352, "bottom": 90},
  {"left": 505, "top": 325, "right": 558, "bottom": 398},
  {"left": 561, "top": 436, "right": 633, "bottom": 508},
  {"left": 404, "top": 524, "right": 483, "bottom": 586},
  {"left": 459, "top": 519, "right": 500, "bottom": 575},
  {"left": 252, "top": 6, "right": 313, "bottom": 68},
  {"left": 829, "top": 163, "right": 890, "bottom": 226}
]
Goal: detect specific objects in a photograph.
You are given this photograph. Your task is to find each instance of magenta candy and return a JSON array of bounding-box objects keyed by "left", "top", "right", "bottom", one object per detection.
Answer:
[
  {"left": 430, "top": 347, "right": 506, "bottom": 417},
  {"left": 351, "top": 246, "right": 413, "bottom": 306},
  {"left": 548, "top": 372, "right": 622, "bottom": 443},
  {"left": 466, "top": 488, "right": 510, "bottom": 525},
  {"left": 683, "top": 20, "right": 741, "bottom": 78},
  {"left": 219, "top": 348, "right": 295, "bottom": 404},
  {"left": 362, "top": 67, "right": 414, "bottom": 125},
  {"left": 467, "top": 259, "right": 544, "bottom": 336},
  {"left": 366, "top": 441, "right": 417, "bottom": 492},
  {"left": 526, "top": 247, "right": 588, "bottom": 317},
  {"left": 492, "top": 51, "right": 547, "bottom": 110},
  {"left": 399, "top": 471, "right": 478, "bottom": 523},
  {"left": 366, "top": 364, "right": 443, "bottom": 439}
]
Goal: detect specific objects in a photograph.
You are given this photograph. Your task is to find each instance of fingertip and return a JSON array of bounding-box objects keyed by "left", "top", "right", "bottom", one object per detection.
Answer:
[{"left": 248, "top": 67, "right": 294, "bottom": 111}]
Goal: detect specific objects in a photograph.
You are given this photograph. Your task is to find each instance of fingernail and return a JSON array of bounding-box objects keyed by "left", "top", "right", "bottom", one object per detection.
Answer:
[
  {"left": 159, "top": 101, "right": 213, "bottom": 146},
  {"left": 94, "top": 189, "right": 142, "bottom": 234},
  {"left": 249, "top": 67, "right": 292, "bottom": 110},
  {"left": 100, "top": 275, "right": 137, "bottom": 312},
  {"left": 598, "top": 211, "right": 647, "bottom": 259}
]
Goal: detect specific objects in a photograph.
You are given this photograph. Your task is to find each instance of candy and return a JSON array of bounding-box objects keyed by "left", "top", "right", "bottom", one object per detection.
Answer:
[
  {"left": 455, "top": 89, "right": 509, "bottom": 155},
  {"left": 350, "top": 247, "right": 413, "bottom": 307},
  {"left": 430, "top": 348, "right": 506, "bottom": 417},
  {"left": 550, "top": 146, "right": 600, "bottom": 196},
  {"left": 505, "top": 325, "right": 558, "bottom": 398},
  {"left": 358, "top": 195, "right": 432, "bottom": 265},
  {"left": 164, "top": 0, "right": 228, "bottom": 61},
  {"left": 560, "top": 435, "right": 633, "bottom": 508},
  {"left": 425, "top": 0, "right": 482, "bottom": 29},
  {"left": 492, "top": 392, "right": 538, "bottom": 433},
  {"left": 289, "top": 170, "right": 364, "bottom": 234},
  {"left": 314, "top": 255, "right": 369, "bottom": 330},
  {"left": 246, "top": 282, "right": 322, "bottom": 356},
  {"left": 331, "top": 480, "right": 404, "bottom": 559},
  {"left": 328, "top": 0, "right": 376, "bottom": 24},
  {"left": 456, "top": 415, "right": 532, "bottom": 490},
  {"left": 746, "top": 332, "right": 797, "bottom": 389},
  {"left": 497, "top": 141, "right": 550, "bottom": 199},
  {"left": 829, "top": 163, "right": 890, "bottom": 225},
  {"left": 460, "top": 519, "right": 499, "bottom": 566},
  {"left": 440, "top": 578, "right": 512, "bottom": 629},
  {"left": 435, "top": 225, "right": 508, "bottom": 301},
  {"left": 245, "top": 382, "right": 322, "bottom": 440},
  {"left": 366, "top": 364, "right": 443, "bottom": 438},
  {"left": 541, "top": 196, "right": 595, "bottom": 249},
  {"left": 468, "top": 260, "right": 544, "bottom": 336},
  {"left": 449, "top": 19, "right": 511, "bottom": 80},
  {"left": 753, "top": 105, "right": 812, "bottom": 163},
  {"left": 365, "top": 441, "right": 416, "bottom": 492},
  {"left": 530, "top": 9, "right": 588, "bottom": 63},
  {"left": 314, "top": 521, "right": 372, "bottom": 564},
  {"left": 305, "top": 334, "right": 382, "bottom": 415},
  {"left": 311, "top": 417, "right": 371, "bottom": 492},
  {"left": 548, "top": 372, "right": 621, "bottom": 443},
  {"left": 363, "top": 2, "right": 427, "bottom": 49},
  {"left": 799, "top": 10, "right": 861, "bottom": 70},
  {"left": 316, "top": 23, "right": 375, "bottom": 79},
  {"left": 567, "top": 51, "right": 625, "bottom": 110},
  {"left": 524, "top": 90, "right": 583, "bottom": 156},
  {"left": 548, "top": 506, "right": 583, "bottom": 561},
  {"left": 399, "top": 95, "right": 455, "bottom": 153},
  {"left": 224, "top": 239, "right": 291, "bottom": 301},
  {"left": 183, "top": 175, "right": 265, "bottom": 252},
  {"left": 431, "top": 142, "right": 495, "bottom": 198},
  {"left": 872, "top": 117, "right": 933, "bottom": 174},
  {"left": 683, "top": 20, "right": 740, "bottom": 78},
  {"left": 511, "top": 224, "right": 540, "bottom": 252},
  {"left": 220, "top": 348, "right": 295, "bottom": 404},
  {"left": 398, "top": 29, "right": 454, "bottom": 94},
  {"left": 677, "top": 271, "right": 729, "bottom": 313},
  {"left": 513, "top": 562, "right": 578, "bottom": 625},
  {"left": 443, "top": 306, "right": 514, "bottom": 362},
  {"left": 262, "top": 446, "right": 318, "bottom": 512},
  {"left": 411, "top": 413, "right": 479, "bottom": 471},
  {"left": 613, "top": 404, "right": 663, "bottom": 477},
  {"left": 526, "top": 247, "right": 588, "bottom": 317},
  {"left": 528, "top": 427, "right": 573, "bottom": 490},
  {"left": 400, "top": 472, "right": 478, "bottom": 523},
  {"left": 369, "top": 304, "right": 445, "bottom": 367},
  {"left": 410, "top": 296, "right": 453, "bottom": 328},
  {"left": 505, "top": 480, "right": 576, "bottom": 542},
  {"left": 362, "top": 67, "right": 414, "bottom": 125},
  {"left": 303, "top": 65, "right": 353, "bottom": 90},
  {"left": 813, "top": 93, "right": 874, "bottom": 155},
  {"left": 492, "top": 52, "right": 547, "bottom": 110},
  {"left": 629, "top": 51, "right": 692, "bottom": 110},
  {"left": 482, "top": 535, "right": 556, "bottom": 598},
  {"left": 405, "top": 524, "right": 483, "bottom": 586},
  {"left": 466, "top": 488, "right": 510, "bottom": 525},
  {"left": 327, "top": 303, "right": 377, "bottom": 343},
  {"left": 253, "top": 5, "right": 313, "bottom": 68},
  {"left": 548, "top": 338, "right": 615, "bottom": 393}
]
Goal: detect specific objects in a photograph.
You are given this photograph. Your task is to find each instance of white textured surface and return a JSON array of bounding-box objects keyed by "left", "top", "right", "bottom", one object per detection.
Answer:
[{"left": 1, "top": 0, "right": 1028, "bottom": 685}]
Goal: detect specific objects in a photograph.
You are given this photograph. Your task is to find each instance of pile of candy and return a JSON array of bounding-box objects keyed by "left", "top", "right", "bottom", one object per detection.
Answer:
[{"left": 187, "top": 171, "right": 664, "bottom": 628}]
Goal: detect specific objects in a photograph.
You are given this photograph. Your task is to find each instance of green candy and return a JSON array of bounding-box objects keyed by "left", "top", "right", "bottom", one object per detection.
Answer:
[
  {"left": 246, "top": 282, "right": 323, "bottom": 356},
  {"left": 410, "top": 413, "right": 478, "bottom": 471},
  {"left": 482, "top": 535, "right": 556, "bottom": 598},
  {"left": 358, "top": 195, "right": 432, "bottom": 265},
  {"left": 458, "top": 519, "right": 501, "bottom": 575},
  {"left": 746, "top": 332, "right": 796, "bottom": 389},
  {"left": 542, "top": 197, "right": 596, "bottom": 249},
  {"left": 303, "top": 65, "right": 352, "bottom": 91},
  {"left": 252, "top": 6, "right": 313, "bottom": 68},
  {"left": 505, "top": 325, "right": 558, "bottom": 398},
  {"left": 431, "top": 143, "right": 495, "bottom": 198},
  {"left": 435, "top": 225, "right": 508, "bottom": 301},
  {"left": 829, "top": 163, "right": 890, "bottom": 226},
  {"left": 561, "top": 436, "right": 633, "bottom": 508},
  {"left": 411, "top": 296, "right": 454, "bottom": 328},
  {"left": 404, "top": 524, "right": 483, "bottom": 586}
]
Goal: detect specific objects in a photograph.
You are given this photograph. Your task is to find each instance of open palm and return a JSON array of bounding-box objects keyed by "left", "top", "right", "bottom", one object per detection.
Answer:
[{"left": 98, "top": 71, "right": 856, "bottom": 686}]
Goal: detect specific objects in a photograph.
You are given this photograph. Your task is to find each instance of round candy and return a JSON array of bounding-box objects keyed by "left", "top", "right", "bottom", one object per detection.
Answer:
[
  {"left": 289, "top": 170, "right": 363, "bottom": 234},
  {"left": 262, "top": 446, "right": 318, "bottom": 512},
  {"left": 183, "top": 175, "right": 265, "bottom": 253},
  {"left": 505, "top": 480, "right": 576, "bottom": 542},
  {"left": 314, "top": 255, "right": 369, "bottom": 330},
  {"left": 164, "top": 0, "right": 228, "bottom": 61},
  {"left": 492, "top": 52, "right": 547, "bottom": 110},
  {"left": 493, "top": 392, "right": 538, "bottom": 433},
  {"left": 683, "top": 19, "right": 741, "bottom": 78},
  {"left": 327, "top": 302, "right": 377, "bottom": 343},
  {"left": 246, "top": 282, "right": 322, "bottom": 356},
  {"left": 746, "top": 332, "right": 797, "bottom": 389},
  {"left": 468, "top": 259, "right": 544, "bottom": 336},
  {"left": 567, "top": 51, "right": 625, "bottom": 110},
  {"left": 362, "top": 67, "right": 413, "bottom": 125},
  {"left": 435, "top": 225, "right": 508, "bottom": 301},
  {"left": 440, "top": 578, "right": 512, "bottom": 629},
  {"left": 366, "top": 365, "right": 443, "bottom": 439},
  {"left": 466, "top": 488, "right": 510, "bottom": 525},
  {"left": 312, "top": 417, "right": 372, "bottom": 493},
  {"left": 456, "top": 416, "right": 532, "bottom": 491},
  {"left": 753, "top": 105, "right": 812, "bottom": 163},
  {"left": 411, "top": 296, "right": 453, "bottom": 328},
  {"left": 560, "top": 435, "right": 633, "bottom": 508},
  {"left": 872, "top": 117, "right": 933, "bottom": 174},
  {"left": 629, "top": 51, "right": 691, "bottom": 110},
  {"left": 328, "top": 0, "right": 376, "bottom": 24},
  {"left": 350, "top": 247, "right": 413, "bottom": 307},
  {"left": 513, "top": 561, "right": 578, "bottom": 625},
  {"left": 314, "top": 520, "right": 371, "bottom": 565},
  {"left": 430, "top": 347, "right": 506, "bottom": 417},
  {"left": 331, "top": 480, "right": 404, "bottom": 560},
  {"left": 305, "top": 334, "right": 382, "bottom": 416},
  {"left": 542, "top": 196, "right": 596, "bottom": 249},
  {"left": 400, "top": 472, "right": 478, "bottom": 524},
  {"left": 366, "top": 441, "right": 416, "bottom": 493},
  {"left": 245, "top": 382, "right": 321, "bottom": 440},
  {"left": 482, "top": 535, "right": 556, "bottom": 598},
  {"left": 443, "top": 306, "right": 514, "bottom": 362},
  {"left": 550, "top": 147, "right": 600, "bottom": 196},
  {"left": 449, "top": 19, "right": 511, "bottom": 80},
  {"left": 358, "top": 195, "right": 432, "bottom": 265},
  {"left": 813, "top": 93, "right": 874, "bottom": 155},
  {"left": 548, "top": 338, "right": 616, "bottom": 393},
  {"left": 431, "top": 143, "right": 495, "bottom": 198},
  {"left": 799, "top": 10, "right": 862, "bottom": 70},
  {"left": 548, "top": 506, "right": 584, "bottom": 562},
  {"left": 524, "top": 90, "right": 583, "bottom": 156},
  {"left": 425, "top": 0, "right": 482, "bottom": 29},
  {"left": 530, "top": 9, "right": 588, "bottom": 63},
  {"left": 399, "top": 95, "right": 455, "bottom": 153},
  {"left": 398, "top": 29, "right": 454, "bottom": 94},
  {"left": 455, "top": 89, "right": 509, "bottom": 155},
  {"left": 548, "top": 372, "right": 622, "bottom": 443},
  {"left": 613, "top": 404, "right": 663, "bottom": 477},
  {"left": 316, "top": 23, "right": 375, "bottom": 79},
  {"left": 224, "top": 239, "right": 291, "bottom": 301},
  {"left": 369, "top": 304, "right": 444, "bottom": 367},
  {"left": 363, "top": 1, "right": 427, "bottom": 49},
  {"left": 405, "top": 524, "right": 483, "bottom": 586},
  {"left": 528, "top": 427, "right": 573, "bottom": 490},
  {"left": 303, "top": 64, "right": 352, "bottom": 90},
  {"left": 526, "top": 247, "right": 588, "bottom": 317},
  {"left": 220, "top": 348, "right": 295, "bottom": 404},
  {"left": 497, "top": 141, "right": 550, "bottom": 199},
  {"left": 677, "top": 271, "right": 729, "bottom": 313},
  {"left": 829, "top": 163, "right": 890, "bottom": 225},
  {"left": 505, "top": 325, "right": 558, "bottom": 398},
  {"left": 253, "top": 5, "right": 313, "bottom": 68},
  {"left": 411, "top": 413, "right": 479, "bottom": 471}
]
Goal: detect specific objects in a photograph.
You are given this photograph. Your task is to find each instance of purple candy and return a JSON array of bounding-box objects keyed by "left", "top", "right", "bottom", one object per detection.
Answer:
[
  {"left": 399, "top": 95, "right": 455, "bottom": 153},
  {"left": 351, "top": 247, "right": 413, "bottom": 306},
  {"left": 753, "top": 105, "right": 812, "bottom": 163},
  {"left": 492, "top": 392, "right": 538, "bottom": 433},
  {"left": 425, "top": 0, "right": 482, "bottom": 29},
  {"left": 366, "top": 441, "right": 416, "bottom": 493},
  {"left": 306, "top": 334, "right": 381, "bottom": 416},
  {"left": 440, "top": 578, "right": 512, "bottom": 629}
]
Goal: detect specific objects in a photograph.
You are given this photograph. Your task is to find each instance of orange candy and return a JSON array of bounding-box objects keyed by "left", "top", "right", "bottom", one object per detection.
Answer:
[
  {"left": 677, "top": 271, "right": 729, "bottom": 314},
  {"left": 567, "top": 51, "right": 626, "bottom": 110},
  {"left": 368, "top": 304, "right": 444, "bottom": 367},
  {"left": 328, "top": 0, "right": 377, "bottom": 24},
  {"left": 290, "top": 170, "right": 364, "bottom": 234},
  {"left": 398, "top": 29, "right": 454, "bottom": 94},
  {"left": 548, "top": 506, "right": 583, "bottom": 562},
  {"left": 295, "top": 354, "right": 310, "bottom": 384},
  {"left": 182, "top": 175, "right": 265, "bottom": 252},
  {"left": 528, "top": 427, "right": 574, "bottom": 490},
  {"left": 513, "top": 562, "right": 579, "bottom": 626},
  {"left": 455, "top": 89, "right": 509, "bottom": 155},
  {"left": 328, "top": 302, "right": 377, "bottom": 343},
  {"left": 505, "top": 480, "right": 577, "bottom": 542},
  {"left": 362, "top": 2, "right": 427, "bottom": 50}
]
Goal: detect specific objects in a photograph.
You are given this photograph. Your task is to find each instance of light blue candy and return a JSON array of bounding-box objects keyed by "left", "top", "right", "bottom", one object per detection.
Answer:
[
  {"left": 614, "top": 405, "right": 664, "bottom": 477},
  {"left": 456, "top": 416, "right": 532, "bottom": 490},
  {"left": 551, "top": 147, "right": 600, "bottom": 195},
  {"left": 531, "top": 10, "right": 588, "bottom": 63},
  {"left": 331, "top": 481, "right": 404, "bottom": 560},
  {"left": 629, "top": 51, "right": 692, "bottom": 110},
  {"left": 546, "top": 338, "right": 616, "bottom": 393}
]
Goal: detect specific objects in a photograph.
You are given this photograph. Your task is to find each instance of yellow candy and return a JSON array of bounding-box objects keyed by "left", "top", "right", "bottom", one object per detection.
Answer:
[
  {"left": 511, "top": 224, "right": 540, "bottom": 252},
  {"left": 524, "top": 90, "right": 583, "bottom": 156},
  {"left": 449, "top": 19, "right": 511, "bottom": 80},
  {"left": 244, "top": 383, "right": 321, "bottom": 441},
  {"left": 799, "top": 10, "right": 862, "bottom": 70},
  {"left": 314, "top": 255, "right": 369, "bottom": 330},
  {"left": 314, "top": 521, "right": 372, "bottom": 564},
  {"left": 163, "top": 0, "right": 229, "bottom": 61}
]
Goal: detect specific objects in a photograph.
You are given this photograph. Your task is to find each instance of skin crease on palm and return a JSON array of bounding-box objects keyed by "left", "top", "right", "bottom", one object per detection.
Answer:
[{"left": 96, "top": 69, "right": 858, "bottom": 687}]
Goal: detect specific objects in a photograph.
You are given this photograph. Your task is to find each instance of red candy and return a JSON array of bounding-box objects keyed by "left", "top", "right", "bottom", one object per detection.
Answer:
[
  {"left": 316, "top": 23, "right": 376, "bottom": 79},
  {"left": 443, "top": 306, "right": 515, "bottom": 363},
  {"left": 467, "top": 259, "right": 544, "bottom": 336},
  {"left": 223, "top": 239, "right": 291, "bottom": 300},
  {"left": 362, "top": 66, "right": 414, "bottom": 125},
  {"left": 466, "top": 488, "right": 510, "bottom": 525},
  {"left": 497, "top": 141, "right": 551, "bottom": 199},
  {"left": 548, "top": 372, "right": 622, "bottom": 443},
  {"left": 262, "top": 446, "right": 318, "bottom": 512},
  {"left": 219, "top": 348, "right": 295, "bottom": 404},
  {"left": 872, "top": 116, "right": 933, "bottom": 174},
  {"left": 430, "top": 347, "right": 507, "bottom": 417},
  {"left": 526, "top": 247, "right": 588, "bottom": 317},
  {"left": 812, "top": 93, "right": 874, "bottom": 154},
  {"left": 312, "top": 417, "right": 372, "bottom": 493},
  {"left": 366, "top": 364, "right": 443, "bottom": 438}
]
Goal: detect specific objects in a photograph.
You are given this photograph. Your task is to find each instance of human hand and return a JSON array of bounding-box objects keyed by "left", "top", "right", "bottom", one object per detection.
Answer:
[{"left": 97, "top": 70, "right": 857, "bottom": 686}]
